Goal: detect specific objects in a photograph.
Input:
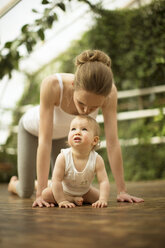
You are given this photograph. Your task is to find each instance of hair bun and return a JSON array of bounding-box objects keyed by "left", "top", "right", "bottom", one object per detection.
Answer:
[{"left": 75, "top": 50, "right": 111, "bottom": 67}]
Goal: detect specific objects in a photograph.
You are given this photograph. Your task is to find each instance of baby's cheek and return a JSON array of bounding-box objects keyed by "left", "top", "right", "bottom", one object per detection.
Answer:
[
  {"left": 68, "top": 134, "right": 73, "bottom": 144},
  {"left": 83, "top": 135, "right": 91, "bottom": 143}
]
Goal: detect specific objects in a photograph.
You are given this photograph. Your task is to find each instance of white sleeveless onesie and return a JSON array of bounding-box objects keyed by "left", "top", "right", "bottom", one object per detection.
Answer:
[
  {"left": 22, "top": 74, "right": 99, "bottom": 139},
  {"left": 61, "top": 148, "right": 98, "bottom": 196}
]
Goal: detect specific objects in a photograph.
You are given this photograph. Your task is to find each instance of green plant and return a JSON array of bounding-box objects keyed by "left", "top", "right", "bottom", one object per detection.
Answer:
[{"left": 0, "top": 0, "right": 100, "bottom": 80}]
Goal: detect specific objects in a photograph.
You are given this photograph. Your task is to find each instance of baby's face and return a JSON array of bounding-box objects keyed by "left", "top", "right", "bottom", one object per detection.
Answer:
[{"left": 68, "top": 117, "right": 96, "bottom": 150}]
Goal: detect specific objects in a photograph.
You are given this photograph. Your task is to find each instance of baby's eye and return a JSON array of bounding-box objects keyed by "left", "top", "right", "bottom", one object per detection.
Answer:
[
  {"left": 82, "top": 128, "right": 87, "bottom": 131},
  {"left": 71, "top": 128, "right": 76, "bottom": 131}
]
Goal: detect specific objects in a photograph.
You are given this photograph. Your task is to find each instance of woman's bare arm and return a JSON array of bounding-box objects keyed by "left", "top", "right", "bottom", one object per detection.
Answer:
[
  {"left": 102, "top": 84, "right": 126, "bottom": 193},
  {"left": 33, "top": 75, "right": 60, "bottom": 207},
  {"left": 102, "top": 84, "right": 144, "bottom": 203}
]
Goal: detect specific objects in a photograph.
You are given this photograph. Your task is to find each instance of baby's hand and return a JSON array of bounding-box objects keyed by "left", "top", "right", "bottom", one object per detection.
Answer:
[
  {"left": 92, "top": 199, "right": 108, "bottom": 208},
  {"left": 58, "top": 200, "right": 75, "bottom": 208}
]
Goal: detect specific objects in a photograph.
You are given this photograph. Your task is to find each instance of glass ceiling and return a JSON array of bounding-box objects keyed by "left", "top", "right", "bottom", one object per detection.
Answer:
[{"left": 0, "top": 0, "right": 130, "bottom": 74}]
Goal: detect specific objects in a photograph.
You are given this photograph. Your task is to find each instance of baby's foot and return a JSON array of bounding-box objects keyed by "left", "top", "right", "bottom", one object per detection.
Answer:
[
  {"left": 8, "top": 176, "right": 18, "bottom": 193},
  {"left": 74, "top": 197, "right": 83, "bottom": 206}
]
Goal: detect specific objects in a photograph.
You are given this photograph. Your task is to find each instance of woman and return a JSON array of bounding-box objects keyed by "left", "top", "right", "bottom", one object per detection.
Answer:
[{"left": 8, "top": 49, "right": 144, "bottom": 207}]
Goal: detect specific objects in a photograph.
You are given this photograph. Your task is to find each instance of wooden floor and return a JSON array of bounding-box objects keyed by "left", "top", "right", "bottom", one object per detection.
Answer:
[{"left": 0, "top": 181, "right": 165, "bottom": 248}]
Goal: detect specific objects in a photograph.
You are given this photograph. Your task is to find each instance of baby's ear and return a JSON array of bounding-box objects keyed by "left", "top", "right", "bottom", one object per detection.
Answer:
[{"left": 93, "top": 136, "right": 99, "bottom": 146}]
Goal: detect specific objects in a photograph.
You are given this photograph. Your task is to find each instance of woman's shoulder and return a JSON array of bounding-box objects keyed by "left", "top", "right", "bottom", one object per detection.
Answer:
[
  {"left": 60, "top": 73, "right": 74, "bottom": 83},
  {"left": 40, "top": 73, "right": 74, "bottom": 106},
  {"left": 41, "top": 74, "right": 59, "bottom": 93},
  {"left": 41, "top": 73, "right": 74, "bottom": 87}
]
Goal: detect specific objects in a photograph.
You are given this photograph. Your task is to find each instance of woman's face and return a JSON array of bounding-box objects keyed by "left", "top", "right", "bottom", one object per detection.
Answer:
[{"left": 73, "top": 89, "right": 105, "bottom": 115}]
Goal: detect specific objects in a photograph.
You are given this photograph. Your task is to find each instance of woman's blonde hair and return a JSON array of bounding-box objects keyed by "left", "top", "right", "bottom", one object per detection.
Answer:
[{"left": 74, "top": 50, "right": 113, "bottom": 96}]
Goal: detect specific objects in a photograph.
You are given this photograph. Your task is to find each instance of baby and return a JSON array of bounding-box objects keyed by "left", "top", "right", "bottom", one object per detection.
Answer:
[{"left": 42, "top": 115, "right": 110, "bottom": 208}]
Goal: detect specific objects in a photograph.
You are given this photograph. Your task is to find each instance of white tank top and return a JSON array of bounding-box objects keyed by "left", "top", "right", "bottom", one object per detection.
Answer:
[
  {"left": 22, "top": 73, "right": 99, "bottom": 139},
  {"left": 61, "top": 148, "right": 97, "bottom": 196}
]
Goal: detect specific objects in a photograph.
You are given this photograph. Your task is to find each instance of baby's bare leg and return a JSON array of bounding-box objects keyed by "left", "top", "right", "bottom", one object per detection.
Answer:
[
  {"left": 83, "top": 186, "right": 99, "bottom": 204},
  {"left": 42, "top": 187, "right": 56, "bottom": 204},
  {"left": 42, "top": 188, "right": 83, "bottom": 206}
]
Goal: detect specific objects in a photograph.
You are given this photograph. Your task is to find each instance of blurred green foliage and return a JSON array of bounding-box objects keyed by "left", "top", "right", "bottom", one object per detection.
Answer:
[
  {"left": 0, "top": 0, "right": 99, "bottom": 80},
  {"left": 55, "top": 0, "right": 165, "bottom": 90},
  {"left": 56, "top": 0, "right": 165, "bottom": 180},
  {"left": 86, "top": 1, "right": 165, "bottom": 90},
  {"left": 98, "top": 144, "right": 165, "bottom": 181},
  {"left": 1, "top": 0, "right": 165, "bottom": 182}
]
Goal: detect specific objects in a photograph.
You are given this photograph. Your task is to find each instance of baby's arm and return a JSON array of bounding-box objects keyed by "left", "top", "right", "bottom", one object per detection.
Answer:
[
  {"left": 51, "top": 153, "right": 75, "bottom": 208},
  {"left": 92, "top": 155, "right": 110, "bottom": 208}
]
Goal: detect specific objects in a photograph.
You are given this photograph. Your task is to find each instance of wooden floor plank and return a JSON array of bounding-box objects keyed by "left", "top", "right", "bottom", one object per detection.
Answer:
[{"left": 0, "top": 181, "right": 165, "bottom": 248}]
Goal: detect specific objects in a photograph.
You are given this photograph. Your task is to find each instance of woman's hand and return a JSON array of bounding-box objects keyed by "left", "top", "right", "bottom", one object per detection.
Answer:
[
  {"left": 92, "top": 199, "right": 108, "bottom": 208},
  {"left": 117, "top": 192, "right": 144, "bottom": 203},
  {"left": 32, "top": 196, "right": 54, "bottom": 208},
  {"left": 58, "top": 200, "right": 75, "bottom": 208}
]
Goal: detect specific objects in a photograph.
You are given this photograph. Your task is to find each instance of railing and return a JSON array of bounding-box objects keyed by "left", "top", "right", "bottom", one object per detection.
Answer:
[
  {"left": 98, "top": 84, "right": 165, "bottom": 148},
  {"left": 0, "top": 84, "right": 165, "bottom": 153},
  {"left": 117, "top": 85, "right": 165, "bottom": 99},
  {"left": 98, "top": 110, "right": 165, "bottom": 148}
]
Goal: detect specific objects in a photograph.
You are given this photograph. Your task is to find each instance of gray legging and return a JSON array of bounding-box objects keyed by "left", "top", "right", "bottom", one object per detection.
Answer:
[{"left": 16, "top": 118, "right": 67, "bottom": 198}]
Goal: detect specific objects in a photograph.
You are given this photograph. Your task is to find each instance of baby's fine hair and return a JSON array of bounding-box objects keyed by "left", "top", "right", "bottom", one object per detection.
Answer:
[{"left": 74, "top": 49, "right": 113, "bottom": 97}]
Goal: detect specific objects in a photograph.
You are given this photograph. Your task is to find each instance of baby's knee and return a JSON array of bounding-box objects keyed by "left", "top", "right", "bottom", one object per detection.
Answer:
[
  {"left": 42, "top": 187, "right": 52, "bottom": 202},
  {"left": 42, "top": 188, "right": 48, "bottom": 200}
]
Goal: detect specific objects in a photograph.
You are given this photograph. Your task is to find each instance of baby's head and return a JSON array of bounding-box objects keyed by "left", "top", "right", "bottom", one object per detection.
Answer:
[{"left": 68, "top": 115, "right": 100, "bottom": 150}]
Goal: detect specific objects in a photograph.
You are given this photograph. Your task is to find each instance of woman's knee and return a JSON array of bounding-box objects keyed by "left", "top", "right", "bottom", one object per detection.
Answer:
[
  {"left": 16, "top": 181, "right": 34, "bottom": 198},
  {"left": 19, "top": 189, "right": 34, "bottom": 198}
]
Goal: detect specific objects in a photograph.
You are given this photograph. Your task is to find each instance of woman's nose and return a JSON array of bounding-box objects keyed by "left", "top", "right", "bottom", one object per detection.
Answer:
[{"left": 84, "top": 106, "right": 89, "bottom": 114}]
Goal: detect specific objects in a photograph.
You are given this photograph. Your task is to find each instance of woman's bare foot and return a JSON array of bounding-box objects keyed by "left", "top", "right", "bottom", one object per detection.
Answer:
[
  {"left": 8, "top": 176, "right": 18, "bottom": 194},
  {"left": 74, "top": 197, "right": 83, "bottom": 206}
]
